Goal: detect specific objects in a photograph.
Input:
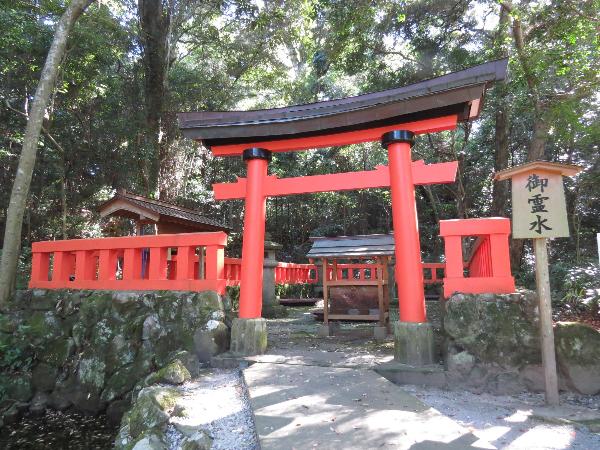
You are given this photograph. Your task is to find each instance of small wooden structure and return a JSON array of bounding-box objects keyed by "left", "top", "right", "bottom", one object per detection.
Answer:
[
  {"left": 98, "top": 189, "right": 231, "bottom": 235},
  {"left": 307, "top": 235, "right": 393, "bottom": 329}
]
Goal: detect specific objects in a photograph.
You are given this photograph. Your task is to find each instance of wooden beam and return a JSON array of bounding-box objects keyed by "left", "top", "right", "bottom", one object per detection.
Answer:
[
  {"left": 213, "top": 161, "right": 458, "bottom": 200},
  {"left": 210, "top": 115, "right": 458, "bottom": 156}
]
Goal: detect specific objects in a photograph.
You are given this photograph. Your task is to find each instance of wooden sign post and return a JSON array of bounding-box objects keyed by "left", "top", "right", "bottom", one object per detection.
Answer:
[{"left": 495, "top": 161, "right": 582, "bottom": 406}]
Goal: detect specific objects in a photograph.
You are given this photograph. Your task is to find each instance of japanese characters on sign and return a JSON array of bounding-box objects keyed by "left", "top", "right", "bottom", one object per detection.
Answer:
[{"left": 512, "top": 170, "right": 570, "bottom": 239}]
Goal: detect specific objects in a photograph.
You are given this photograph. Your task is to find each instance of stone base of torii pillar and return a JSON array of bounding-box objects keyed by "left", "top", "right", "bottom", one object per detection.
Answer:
[
  {"left": 230, "top": 318, "right": 268, "bottom": 356},
  {"left": 393, "top": 321, "right": 436, "bottom": 366}
]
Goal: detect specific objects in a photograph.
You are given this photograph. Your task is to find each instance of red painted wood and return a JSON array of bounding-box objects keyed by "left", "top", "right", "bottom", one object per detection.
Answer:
[
  {"left": 213, "top": 161, "right": 458, "bottom": 200},
  {"left": 274, "top": 262, "right": 318, "bottom": 284},
  {"left": 76, "top": 250, "right": 97, "bottom": 281},
  {"left": 211, "top": 115, "right": 458, "bottom": 156},
  {"left": 439, "top": 217, "right": 515, "bottom": 298},
  {"left": 149, "top": 247, "right": 168, "bottom": 280},
  {"left": 388, "top": 140, "right": 427, "bottom": 323},
  {"left": 31, "top": 252, "right": 50, "bottom": 283},
  {"left": 206, "top": 246, "right": 224, "bottom": 281},
  {"left": 29, "top": 232, "right": 229, "bottom": 294},
  {"left": 440, "top": 217, "right": 511, "bottom": 236},
  {"left": 98, "top": 249, "right": 118, "bottom": 282},
  {"left": 238, "top": 157, "right": 269, "bottom": 319},
  {"left": 31, "top": 232, "right": 227, "bottom": 252},
  {"left": 176, "top": 246, "right": 197, "bottom": 280}
]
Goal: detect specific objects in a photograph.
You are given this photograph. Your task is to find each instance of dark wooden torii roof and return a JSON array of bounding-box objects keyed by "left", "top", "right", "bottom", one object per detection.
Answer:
[
  {"left": 98, "top": 190, "right": 231, "bottom": 233},
  {"left": 178, "top": 58, "right": 508, "bottom": 148},
  {"left": 307, "top": 234, "right": 395, "bottom": 258}
]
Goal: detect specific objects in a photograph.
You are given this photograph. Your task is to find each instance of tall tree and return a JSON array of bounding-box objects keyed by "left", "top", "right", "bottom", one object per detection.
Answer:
[{"left": 0, "top": 0, "right": 95, "bottom": 309}]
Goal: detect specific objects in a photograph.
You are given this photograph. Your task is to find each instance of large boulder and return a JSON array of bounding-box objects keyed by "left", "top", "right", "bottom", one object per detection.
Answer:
[
  {"left": 555, "top": 322, "right": 600, "bottom": 395},
  {"left": 444, "top": 291, "right": 540, "bottom": 367}
]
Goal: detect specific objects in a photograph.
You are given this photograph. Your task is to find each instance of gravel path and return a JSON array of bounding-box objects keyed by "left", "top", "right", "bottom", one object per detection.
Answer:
[
  {"left": 403, "top": 384, "right": 600, "bottom": 449},
  {"left": 167, "top": 369, "right": 259, "bottom": 450}
]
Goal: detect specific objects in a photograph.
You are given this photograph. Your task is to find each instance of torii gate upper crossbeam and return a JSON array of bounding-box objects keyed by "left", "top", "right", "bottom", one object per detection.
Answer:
[{"left": 209, "top": 115, "right": 458, "bottom": 156}]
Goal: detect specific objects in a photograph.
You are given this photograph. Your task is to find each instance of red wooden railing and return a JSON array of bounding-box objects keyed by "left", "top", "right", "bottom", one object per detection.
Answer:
[
  {"left": 223, "top": 257, "right": 242, "bottom": 286},
  {"left": 323, "top": 263, "right": 380, "bottom": 281},
  {"left": 275, "top": 262, "right": 318, "bottom": 284},
  {"left": 439, "top": 217, "right": 515, "bottom": 298},
  {"left": 29, "top": 236, "right": 450, "bottom": 294},
  {"left": 422, "top": 262, "right": 445, "bottom": 285},
  {"left": 29, "top": 232, "right": 228, "bottom": 294},
  {"left": 319, "top": 262, "right": 444, "bottom": 284}
]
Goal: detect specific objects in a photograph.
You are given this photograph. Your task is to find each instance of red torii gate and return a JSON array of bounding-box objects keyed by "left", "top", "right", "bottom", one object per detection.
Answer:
[
  {"left": 211, "top": 118, "right": 459, "bottom": 322},
  {"left": 179, "top": 58, "right": 508, "bottom": 357}
]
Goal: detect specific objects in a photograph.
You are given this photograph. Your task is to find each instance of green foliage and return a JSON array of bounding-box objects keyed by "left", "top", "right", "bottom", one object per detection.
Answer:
[
  {"left": 556, "top": 261, "right": 600, "bottom": 314},
  {"left": 0, "top": 323, "right": 36, "bottom": 373},
  {"left": 275, "top": 283, "right": 316, "bottom": 299},
  {"left": 226, "top": 286, "right": 240, "bottom": 311},
  {"left": 0, "top": 0, "right": 598, "bottom": 289}
]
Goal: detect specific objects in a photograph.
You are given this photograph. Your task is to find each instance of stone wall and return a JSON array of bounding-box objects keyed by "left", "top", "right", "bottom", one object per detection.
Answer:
[
  {"left": 0, "top": 289, "right": 231, "bottom": 427},
  {"left": 443, "top": 291, "right": 600, "bottom": 395}
]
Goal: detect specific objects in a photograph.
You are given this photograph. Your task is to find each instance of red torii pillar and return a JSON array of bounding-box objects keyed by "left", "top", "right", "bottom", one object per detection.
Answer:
[
  {"left": 238, "top": 148, "right": 271, "bottom": 319},
  {"left": 382, "top": 130, "right": 426, "bottom": 323}
]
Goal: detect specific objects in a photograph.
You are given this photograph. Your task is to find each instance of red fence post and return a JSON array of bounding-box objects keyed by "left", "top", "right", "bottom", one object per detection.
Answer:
[
  {"left": 123, "top": 248, "right": 141, "bottom": 281},
  {"left": 149, "top": 247, "right": 168, "bottom": 280},
  {"left": 98, "top": 249, "right": 118, "bottom": 282},
  {"left": 75, "top": 250, "right": 96, "bottom": 283},
  {"left": 176, "top": 246, "right": 197, "bottom": 280},
  {"left": 30, "top": 251, "right": 50, "bottom": 285},
  {"left": 52, "top": 251, "right": 74, "bottom": 287},
  {"left": 206, "top": 245, "right": 224, "bottom": 281}
]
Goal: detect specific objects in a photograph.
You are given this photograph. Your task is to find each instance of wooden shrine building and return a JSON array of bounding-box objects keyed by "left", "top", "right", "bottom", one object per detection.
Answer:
[
  {"left": 307, "top": 235, "right": 394, "bottom": 338},
  {"left": 99, "top": 189, "right": 230, "bottom": 235}
]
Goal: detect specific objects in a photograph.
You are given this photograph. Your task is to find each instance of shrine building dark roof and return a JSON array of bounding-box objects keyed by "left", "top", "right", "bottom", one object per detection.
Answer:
[
  {"left": 178, "top": 58, "right": 508, "bottom": 148},
  {"left": 307, "top": 234, "right": 395, "bottom": 258},
  {"left": 98, "top": 190, "right": 231, "bottom": 233}
]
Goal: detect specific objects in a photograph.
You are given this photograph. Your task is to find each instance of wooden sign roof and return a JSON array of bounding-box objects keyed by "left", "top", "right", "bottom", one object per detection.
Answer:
[
  {"left": 494, "top": 160, "right": 583, "bottom": 180},
  {"left": 178, "top": 58, "right": 508, "bottom": 149},
  {"left": 98, "top": 190, "right": 231, "bottom": 233},
  {"left": 307, "top": 234, "right": 395, "bottom": 258}
]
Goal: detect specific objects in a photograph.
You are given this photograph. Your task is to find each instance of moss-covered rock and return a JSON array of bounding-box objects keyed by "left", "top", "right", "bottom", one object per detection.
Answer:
[
  {"left": 127, "top": 386, "right": 180, "bottom": 438},
  {"left": 32, "top": 363, "right": 58, "bottom": 392},
  {"left": 444, "top": 291, "right": 540, "bottom": 367},
  {"left": 106, "top": 334, "right": 137, "bottom": 375},
  {"left": 77, "top": 351, "right": 106, "bottom": 395},
  {"left": 101, "top": 361, "right": 151, "bottom": 403},
  {"left": 555, "top": 322, "right": 600, "bottom": 395},
  {"left": 0, "top": 373, "right": 33, "bottom": 402},
  {"left": 193, "top": 320, "right": 230, "bottom": 363},
  {"left": 90, "top": 318, "right": 115, "bottom": 350},
  {"left": 144, "top": 360, "right": 191, "bottom": 386},
  {"left": 26, "top": 311, "right": 63, "bottom": 343},
  {"left": 181, "top": 431, "right": 212, "bottom": 450},
  {"left": 39, "top": 337, "right": 74, "bottom": 367}
]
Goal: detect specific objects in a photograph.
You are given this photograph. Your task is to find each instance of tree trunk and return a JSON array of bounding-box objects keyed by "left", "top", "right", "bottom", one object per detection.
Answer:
[
  {"left": 491, "top": 5, "right": 511, "bottom": 217},
  {"left": 137, "top": 0, "right": 173, "bottom": 198},
  {"left": 0, "top": 0, "right": 94, "bottom": 310}
]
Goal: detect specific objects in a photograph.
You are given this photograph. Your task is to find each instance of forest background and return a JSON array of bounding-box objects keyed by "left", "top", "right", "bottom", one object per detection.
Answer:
[{"left": 1, "top": 0, "right": 598, "bottom": 308}]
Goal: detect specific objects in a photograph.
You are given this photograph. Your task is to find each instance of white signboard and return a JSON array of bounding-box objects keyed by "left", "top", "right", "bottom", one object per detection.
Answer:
[{"left": 511, "top": 170, "right": 570, "bottom": 239}]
